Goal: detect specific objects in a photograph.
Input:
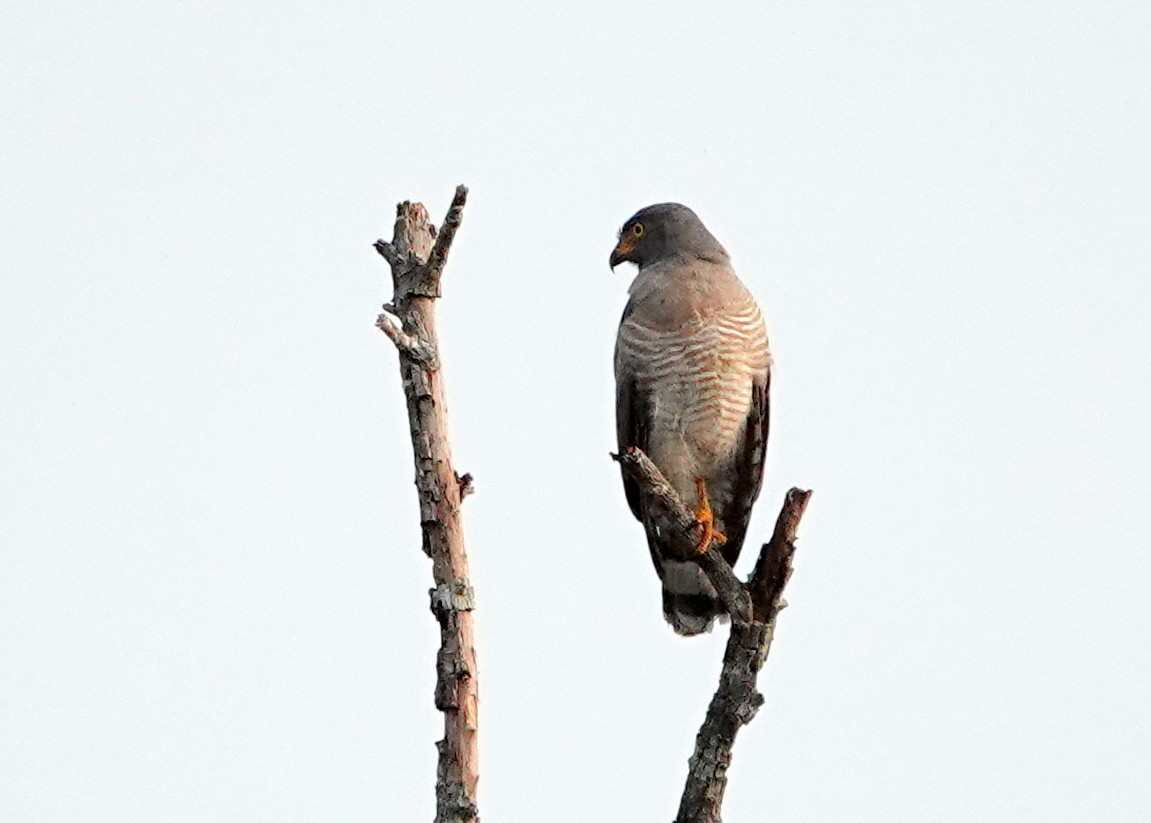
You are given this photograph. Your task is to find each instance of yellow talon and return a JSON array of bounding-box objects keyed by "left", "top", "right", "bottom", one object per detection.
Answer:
[{"left": 693, "top": 478, "right": 727, "bottom": 554}]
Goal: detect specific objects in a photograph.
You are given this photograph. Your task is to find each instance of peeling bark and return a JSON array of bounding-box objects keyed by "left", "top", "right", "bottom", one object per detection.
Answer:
[{"left": 375, "top": 186, "right": 479, "bottom": 823}]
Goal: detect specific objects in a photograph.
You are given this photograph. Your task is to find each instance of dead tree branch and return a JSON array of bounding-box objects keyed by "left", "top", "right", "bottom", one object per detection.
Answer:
[
  {"left": 676, "top": 487, "right": 812, "bottom": 823},
  {"left": 611, "top": 447, "right": 752, "bottom": 624},
  {"left": 375, "top": 185, "right": 480, "bottom": 823},
  {"left": 609, "top": 446, "right": 811, "bottom": 822}
]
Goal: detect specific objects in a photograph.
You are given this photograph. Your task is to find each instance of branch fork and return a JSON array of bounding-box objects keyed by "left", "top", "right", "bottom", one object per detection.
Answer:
[
  {"left": 374, "top": 185, "right": 468, "bottom": 365},
  {"left": 678, "top": 485, "right": 811, "bottom": 823},
  {"left": 610, "top": 446, "right": 811, "bottom": 823}
]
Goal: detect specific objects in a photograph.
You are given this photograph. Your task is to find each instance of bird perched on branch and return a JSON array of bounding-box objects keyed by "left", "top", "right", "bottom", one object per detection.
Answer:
[{"left": 611, "top": 203, "right": 771, "bottom": 635}]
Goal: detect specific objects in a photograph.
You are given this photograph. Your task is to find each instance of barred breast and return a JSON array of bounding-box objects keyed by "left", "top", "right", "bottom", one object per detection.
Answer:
[{"left": 617, "top": 280, "right": 770, "bottom": 501}]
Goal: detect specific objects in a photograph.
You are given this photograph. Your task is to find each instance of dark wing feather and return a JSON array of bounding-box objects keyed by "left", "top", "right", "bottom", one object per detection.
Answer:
[
  {"left": 715, "top": 370, "right": 771, "bottom": 568},
  {"left": 615, "top": 298, "right": 652, "bottom": 522},
  {"left": 615, "top": 371, "right": 650, "bottom": 522},
  {"left": 619, "top": 381, "right": 668, "bottom": 581},
  {"left": 616, "top": 300, "right": 669, "bottom": 578}
]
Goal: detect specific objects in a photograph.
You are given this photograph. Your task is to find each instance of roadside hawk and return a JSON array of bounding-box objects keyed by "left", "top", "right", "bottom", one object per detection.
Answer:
[{"left": 611, "top": 203, "right": 772, "bottom": 635}]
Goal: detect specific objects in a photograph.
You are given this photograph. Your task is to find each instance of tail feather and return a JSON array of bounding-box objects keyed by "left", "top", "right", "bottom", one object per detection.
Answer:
[
  {"left": 660, "top": 557, "right": 726, "bottom": 635},
  {"left": 645, "top": 523, "right": 744, "bottom": 637},
  {"left": 662, "top": 589, "right": 726, "bottom": 636}
]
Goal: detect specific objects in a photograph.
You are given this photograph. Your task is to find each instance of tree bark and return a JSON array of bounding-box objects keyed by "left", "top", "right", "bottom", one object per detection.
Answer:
[
  {"left": 375, "top": 186, "right": 479, "bottom": 823},
  {"left": 611, "top": 446, "right": 811, "bottom": 823},
  {"left": 675, "top": 488, "right": 812, "bottom": 823}
]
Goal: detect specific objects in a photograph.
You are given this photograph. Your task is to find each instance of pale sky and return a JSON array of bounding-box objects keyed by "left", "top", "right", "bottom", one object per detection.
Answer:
[{"left": 3, "top": 2, "right": 1150, "bottom": 821}]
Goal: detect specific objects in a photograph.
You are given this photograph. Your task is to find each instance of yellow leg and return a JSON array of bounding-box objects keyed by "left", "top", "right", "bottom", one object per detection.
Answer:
[{"left": 693, "top": 478, "right": 727, "bottom": 555}]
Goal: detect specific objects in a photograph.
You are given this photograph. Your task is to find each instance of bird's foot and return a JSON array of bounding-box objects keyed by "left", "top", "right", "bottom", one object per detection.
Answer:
[{"left": 693, "top": 478, "right": 727, "bottom": 555}]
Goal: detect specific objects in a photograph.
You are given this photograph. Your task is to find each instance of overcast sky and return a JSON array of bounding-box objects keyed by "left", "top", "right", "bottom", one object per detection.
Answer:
[{"left": 3, "top": 2, "right": 1150, "bottom": 821}]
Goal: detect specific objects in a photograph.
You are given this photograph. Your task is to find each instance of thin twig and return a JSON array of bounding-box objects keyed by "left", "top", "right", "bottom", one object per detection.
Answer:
[
  {"left": 373, "top": 238, "right": 400, "bottom": 267},
  {"left": 426, "top": 185, "right": 469, "bottom": 280},
  {"left": 376, "top": 312, "right": 418, "bottom": 352},
  {"left": 748, "top": 488, "right": 812, "bottom": 622},
  {"left": 376, "top": 311, "right": 439, "bottom": 367}
]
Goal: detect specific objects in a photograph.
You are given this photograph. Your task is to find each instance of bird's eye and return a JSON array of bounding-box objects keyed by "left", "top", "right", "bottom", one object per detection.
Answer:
[{"left": 632, "top": 223, "right": 645, "bottom": 237}]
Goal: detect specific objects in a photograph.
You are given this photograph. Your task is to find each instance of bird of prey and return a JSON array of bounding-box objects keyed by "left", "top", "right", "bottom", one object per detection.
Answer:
[{"left": 611, "top": 203, "right": 771, "bottom": 635}]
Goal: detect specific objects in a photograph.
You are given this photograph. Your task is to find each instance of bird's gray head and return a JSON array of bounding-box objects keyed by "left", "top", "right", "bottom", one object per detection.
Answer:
[{"left": 609, "top": 203, "right": 728, "bottom": 270}]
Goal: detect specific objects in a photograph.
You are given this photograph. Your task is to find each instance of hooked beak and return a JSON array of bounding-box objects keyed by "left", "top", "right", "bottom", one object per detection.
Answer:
[{"left": 610, "top": 234, "right": 637, "bottom": 270}]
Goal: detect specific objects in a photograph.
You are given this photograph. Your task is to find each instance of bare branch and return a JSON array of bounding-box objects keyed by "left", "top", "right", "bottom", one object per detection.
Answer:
[
  {"left": 610, "top": 445, "right": 813, "bottom": 820},
  {"left": 376, "top": 311, "right": 439, "bottom": 367},
  {"left": 676, "top": 488, "right": 812, "bottom": 823},
  {"left": 375, "top": 187, "right": 480, "bottom": 823},
  {"left": 749, "top": 487, "right": 812, "bottom": 622},
  {"left": 373, "top": 238, "right": 400, "bottom": 267},
  {"left": 611, "top": 447, "right": 752, "bottom": 625},
  {"left": 375, "top": 311, "right": 418, "bottom": 351},
  {"left": 427, "top": 185, "right": 469, "bottom": 280}
]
